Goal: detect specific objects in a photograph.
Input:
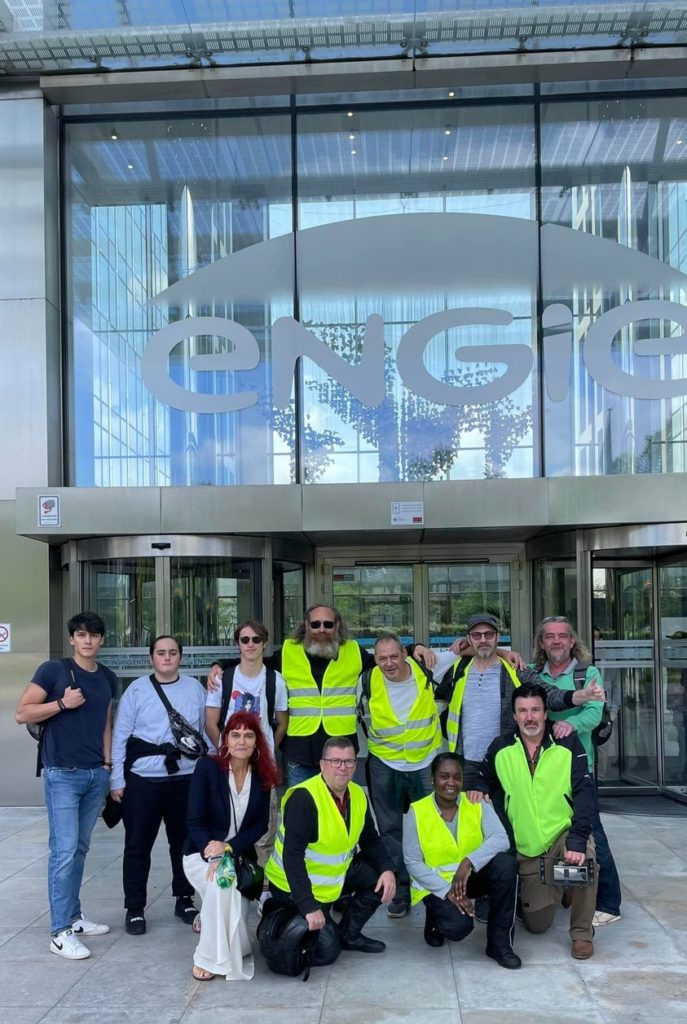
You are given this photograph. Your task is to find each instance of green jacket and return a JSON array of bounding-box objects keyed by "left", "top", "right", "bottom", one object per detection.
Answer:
[{"left": 534, "top": 660, "right": 603, "bottom": 771}]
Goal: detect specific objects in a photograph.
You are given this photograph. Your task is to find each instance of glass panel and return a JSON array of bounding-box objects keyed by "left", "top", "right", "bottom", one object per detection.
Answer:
[
  {"left": 593, "top": 567, "right": 658, "bottom": 786},
  {"left": 428, "top": 563, "right": 511, "bottom": 647},
  {"left": 170, "top": 557, "right": 260, "bottom": 654},
  {"left": 332, "top": 566, "right": 414, "bottom": 648},
  {"left": 272, "top": 562, "right": 305, "bottom": 646},
  {"left": 659, "top": 563, "right": 687, "bottom": 795},
  {"left": 296, "top": 103, "right": 538, "bottom": 483},
  {"left": 533, "top": 561, "right": 577, "bottom": 626},
  {"left": 65, "top": 114, "right": 294, "bottom": 487},
  {"left": 541, "top": 94, "right": 687, "bottom": 478},
  {"left": 86, "top": 558, "right": 156, "bottom": 647},
  {"left": 85, "top": 558, "right": 156, "bottom": 690}
]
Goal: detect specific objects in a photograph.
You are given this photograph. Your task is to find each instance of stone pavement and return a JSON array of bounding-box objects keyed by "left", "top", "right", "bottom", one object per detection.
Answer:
[{"left": 0, "top": 805, "right": 686, "bottom": 1024}]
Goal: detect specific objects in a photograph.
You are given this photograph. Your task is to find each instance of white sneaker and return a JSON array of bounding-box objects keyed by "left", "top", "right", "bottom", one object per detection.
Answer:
[
  {"left": 50, "top": 928, "right": 91, "bottom": 960},
  {"left": 72, "top": 916, "right": 110, "bottom": 936},
  {"left": 592, "top": 911, "right": 621, "bottom": 927}
]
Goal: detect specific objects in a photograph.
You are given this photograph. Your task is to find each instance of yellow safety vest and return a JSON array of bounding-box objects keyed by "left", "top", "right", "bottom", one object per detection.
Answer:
[
  {"left": 367, "top": 660, "right": 442, "bottom": 766},
  {"left": 409, "top": 793, "right": 484, "bottom": 905},
  {"left": 446, "top": 657, "right": 521, "bottom": 753},
  {"left": 265, "top": 774, "right": 367, "bottom": 903},
  {"left": 283, "top": 639, "right": 361, "bottom": 738}
]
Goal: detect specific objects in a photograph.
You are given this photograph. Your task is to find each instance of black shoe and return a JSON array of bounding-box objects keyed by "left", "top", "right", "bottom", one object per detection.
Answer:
[
  {"left": 340, "top": 933, "right": 386, "bottom": 954},
  {"left": 174, "top": 896, "right": 197, "bottom": 925},
  {"left": 486, "top": 945, "right": 522, "bottom": 970},
  {"left": 474, "top": 896, "right": 490, "bottom": 924},
  {"left": 424, "top": 921, "right": 445, "bottom": 948},
  {"left": 125, "top": 909, "right": 146, "bottom": 936}
]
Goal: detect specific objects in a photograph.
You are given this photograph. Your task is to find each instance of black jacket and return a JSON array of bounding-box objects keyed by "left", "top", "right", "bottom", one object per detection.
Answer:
[
  {"left": 476, "top": 723, "right": 596, "bottom": 856},
  {"left": 183, "top": 756, "right": 270, "bottom": 859}
]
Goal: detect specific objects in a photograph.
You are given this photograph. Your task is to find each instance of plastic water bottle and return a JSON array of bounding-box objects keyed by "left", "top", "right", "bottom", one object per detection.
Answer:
[{"left": 215, "top": 849, "right": 236, "bottom": 889}]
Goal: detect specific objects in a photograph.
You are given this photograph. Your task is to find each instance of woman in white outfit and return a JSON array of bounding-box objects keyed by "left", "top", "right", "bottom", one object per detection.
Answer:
[{"left": 183, "top": 709, "right": 277, "bottom": 981}]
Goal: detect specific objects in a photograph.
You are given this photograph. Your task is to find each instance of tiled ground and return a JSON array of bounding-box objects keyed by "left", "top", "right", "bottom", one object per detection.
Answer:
[{"left": 0, "top": 806, "right": 685, "bottom": 1024}]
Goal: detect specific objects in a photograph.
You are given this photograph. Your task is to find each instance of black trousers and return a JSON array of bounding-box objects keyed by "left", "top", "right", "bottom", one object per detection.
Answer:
[
  {"left": 424, "top": 851, "right": 518, "bottom": 951},
  {"left": 269, "top": 855, "right": 382, "bottom": 932},
  {"left": 121, "top": 772, "right": 194, "bottom": 910}
]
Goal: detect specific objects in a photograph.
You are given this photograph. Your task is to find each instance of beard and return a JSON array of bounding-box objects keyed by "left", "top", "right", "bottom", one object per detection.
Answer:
[
  {"left": 304, "top": 637, "right": 340, "bottom": 660},
  {"left": 474, "top": 645, "right": 497, "bottom": 660}
]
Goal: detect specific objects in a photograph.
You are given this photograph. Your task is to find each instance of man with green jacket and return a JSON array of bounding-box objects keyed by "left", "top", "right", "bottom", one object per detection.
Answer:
[{"left": 476, "top": 682, "right": 598, "bottom": 960}]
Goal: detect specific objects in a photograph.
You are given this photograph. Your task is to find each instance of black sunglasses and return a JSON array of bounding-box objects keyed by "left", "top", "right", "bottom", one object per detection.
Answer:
[
  {"left": 239, "top": 635, "right": 263, "bottom": 645},
  {"left": 309, "top": 619, "right": 335, "bottom": 629}
]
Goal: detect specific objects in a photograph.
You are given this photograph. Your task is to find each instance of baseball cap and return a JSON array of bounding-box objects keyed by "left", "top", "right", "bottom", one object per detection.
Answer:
[{"left": 466, "top": 613, "right": 501, "bottom": 632}]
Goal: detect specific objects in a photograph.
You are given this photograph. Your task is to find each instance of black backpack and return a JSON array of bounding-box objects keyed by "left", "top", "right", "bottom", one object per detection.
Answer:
[
  {"left": 27, "top": 658, "right": 119, "bottom": 776},
  {"left": 219, "top": 665, "right": 277, "bottom": 733},
  {"left": 572, "top": 663, "right": 613, "bottom": 748}
]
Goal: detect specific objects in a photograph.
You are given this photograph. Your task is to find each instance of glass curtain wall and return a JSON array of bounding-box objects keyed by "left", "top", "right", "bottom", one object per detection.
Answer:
[
  {"left": 65, "top": 115, "right": 294, "bottom": 487},
  {"left": 541, "top": 94, "right": 687, "bottom": 478},
  {"left": 65, "top": 89, "right": 687, "bottom": 487}
]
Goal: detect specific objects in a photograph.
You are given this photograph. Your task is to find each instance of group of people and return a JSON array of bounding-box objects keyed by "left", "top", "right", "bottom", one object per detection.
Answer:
[{"left": 15, "top": 603, "right": 619, "bottom": 981}]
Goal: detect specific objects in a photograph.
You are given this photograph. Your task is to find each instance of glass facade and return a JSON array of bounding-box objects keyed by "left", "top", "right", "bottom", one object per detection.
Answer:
[{"left": 65, "top": 88, "right": 687, "bottom": 489}]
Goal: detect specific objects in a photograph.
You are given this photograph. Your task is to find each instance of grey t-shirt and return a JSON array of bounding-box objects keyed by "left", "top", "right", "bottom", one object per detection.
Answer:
[{"left": 461, "top": 661, "right": 503, "bottom": 762}]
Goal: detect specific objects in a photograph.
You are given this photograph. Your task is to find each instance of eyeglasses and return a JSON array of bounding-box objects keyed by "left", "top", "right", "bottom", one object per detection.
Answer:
[
  {"left": 239, "top": 635, "right": 263, "bottom": 645},
  {"left": 322, "top": 758, "right": 356, "bottom": 769},
  {"left": 468, "top": 630, "right": 496, "bottom": 641},
  {"left": 309, "top": 619, "right": 335, "bottom": 629}
]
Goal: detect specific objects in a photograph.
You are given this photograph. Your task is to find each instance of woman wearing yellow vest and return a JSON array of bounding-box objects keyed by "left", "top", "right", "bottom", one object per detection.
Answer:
[{"left": 403, "top": 752, "right": 521, "bottom": 969}]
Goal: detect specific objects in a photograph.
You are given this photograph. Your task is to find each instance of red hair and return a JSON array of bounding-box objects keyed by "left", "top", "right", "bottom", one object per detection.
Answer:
[{"left": 214, "top": 710, "right": 279, "bottom": 791}]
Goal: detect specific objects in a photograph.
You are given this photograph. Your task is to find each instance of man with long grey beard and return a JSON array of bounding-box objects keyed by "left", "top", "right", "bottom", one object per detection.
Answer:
[{"left": 209, "top": 605, "right": 434, "bottom": 788}]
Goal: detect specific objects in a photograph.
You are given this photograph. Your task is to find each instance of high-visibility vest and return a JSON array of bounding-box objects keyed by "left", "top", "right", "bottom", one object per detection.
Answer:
[
  {"left": 494, "top": 737, "right": 574, "bottom": 858},
  {"left": 446, "top": 657, "right": 521, "bottom": 753},
  {"left": 265, "top": 774, "right": 367, "bottom": 903},
  {"left": 409, "top": 793, "right": 484, "bottom": 905},
  {"left": 284, "top": 639, "right": 361, "bottom": 738},
  {"left": 367, "top": 659, "right": 441, "bottom": 766}
]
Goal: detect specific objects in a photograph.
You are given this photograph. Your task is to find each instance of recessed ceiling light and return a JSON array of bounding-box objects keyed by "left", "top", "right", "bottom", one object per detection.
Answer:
[
  {"left": 677, "top": 139, "right": 684, "bottom": 145},
  {"left": 110, "top": 130, "right": 119, "bottom": 140},
  {"left": 444, "top": 128, "right": 452, "bottom": 136},
  {"left": 127, "top": 163, "right": 134, "bottom": 170},
  {"left": 443, "top": 155, "right": 449, "bottom": 161},
  {"left": 448, "top": 91, "right": 455, "bottom": 98},
  {"left": 347, "top": 111, "right": 354, "bottom": 117},
  {"left": 351, "top": 149, "right": 357, "bottom": 155}
]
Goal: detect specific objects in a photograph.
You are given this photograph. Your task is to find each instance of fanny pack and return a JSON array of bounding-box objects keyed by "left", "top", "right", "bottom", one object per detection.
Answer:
[{"left": 149, "top": 676, "right": 208, "bottom": 760}]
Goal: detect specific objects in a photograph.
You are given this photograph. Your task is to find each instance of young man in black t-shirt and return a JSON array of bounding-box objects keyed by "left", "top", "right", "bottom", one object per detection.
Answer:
[{"left": 16, "top": 612, "right": 117, "bottom": 960}]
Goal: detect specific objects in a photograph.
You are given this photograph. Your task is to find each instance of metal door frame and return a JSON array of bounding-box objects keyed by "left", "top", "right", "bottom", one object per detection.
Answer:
[{"left": 318, "top": 544, "right": 527, "bottom": 650}]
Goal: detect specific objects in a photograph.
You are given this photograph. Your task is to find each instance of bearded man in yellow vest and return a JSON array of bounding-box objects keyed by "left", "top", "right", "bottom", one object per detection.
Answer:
[
  {"left": 209, "top": 605, "right": 434, "bottom": 789},
  {"left": 476, "top": 682, "right": 598, "bottom": 960},
  {"left": 265, "top": 736, "right": 396, "bottom": 962},
  {"left": 403, "top": 752, "right": 520, "bottom": 968},
  {"left": 359, "top": 632, "right": 442, "bottom": 920}
]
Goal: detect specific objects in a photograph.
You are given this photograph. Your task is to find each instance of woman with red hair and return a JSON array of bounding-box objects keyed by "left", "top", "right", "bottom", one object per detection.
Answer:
[{"left": 183, "top": 711, "right": 277, "bottom": 980}]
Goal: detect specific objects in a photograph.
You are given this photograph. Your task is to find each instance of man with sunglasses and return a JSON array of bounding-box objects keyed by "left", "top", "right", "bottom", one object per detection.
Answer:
[
  {"left": 209, "top": 605, "right": 434, "bottom": 789},
  {"left": 265, "top": 736, "right": 396, "bottom": 961},
  {"left": 431, "top": 614, "right": 604, "bottom": 797}
]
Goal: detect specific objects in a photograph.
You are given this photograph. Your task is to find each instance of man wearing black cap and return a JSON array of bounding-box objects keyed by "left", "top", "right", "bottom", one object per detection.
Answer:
[{"left": 431, "top": 614, "right": 604, "bottom": 797}]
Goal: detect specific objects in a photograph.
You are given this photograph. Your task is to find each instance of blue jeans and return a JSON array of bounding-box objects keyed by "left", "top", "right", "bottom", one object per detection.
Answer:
[
  {"left": 592, "top": 785, "right": 622, "bottom": 916},
  {"left": 43, "top": 766, "right": 110, "bottom": 934},
  {"left": 285, "top": 760, "right": 319, "bottom": 789}
]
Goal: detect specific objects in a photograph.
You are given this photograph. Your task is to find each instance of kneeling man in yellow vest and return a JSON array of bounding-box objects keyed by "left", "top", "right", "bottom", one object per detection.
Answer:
[
  {"left": 475, "top": 681, "right": 598, "bottom": 960},
  {"left": 403, "top": 752, "right": 521, "bottom": 969},
  {"left": 265, "top": 736, "right": 396, "bottom": 961}
]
